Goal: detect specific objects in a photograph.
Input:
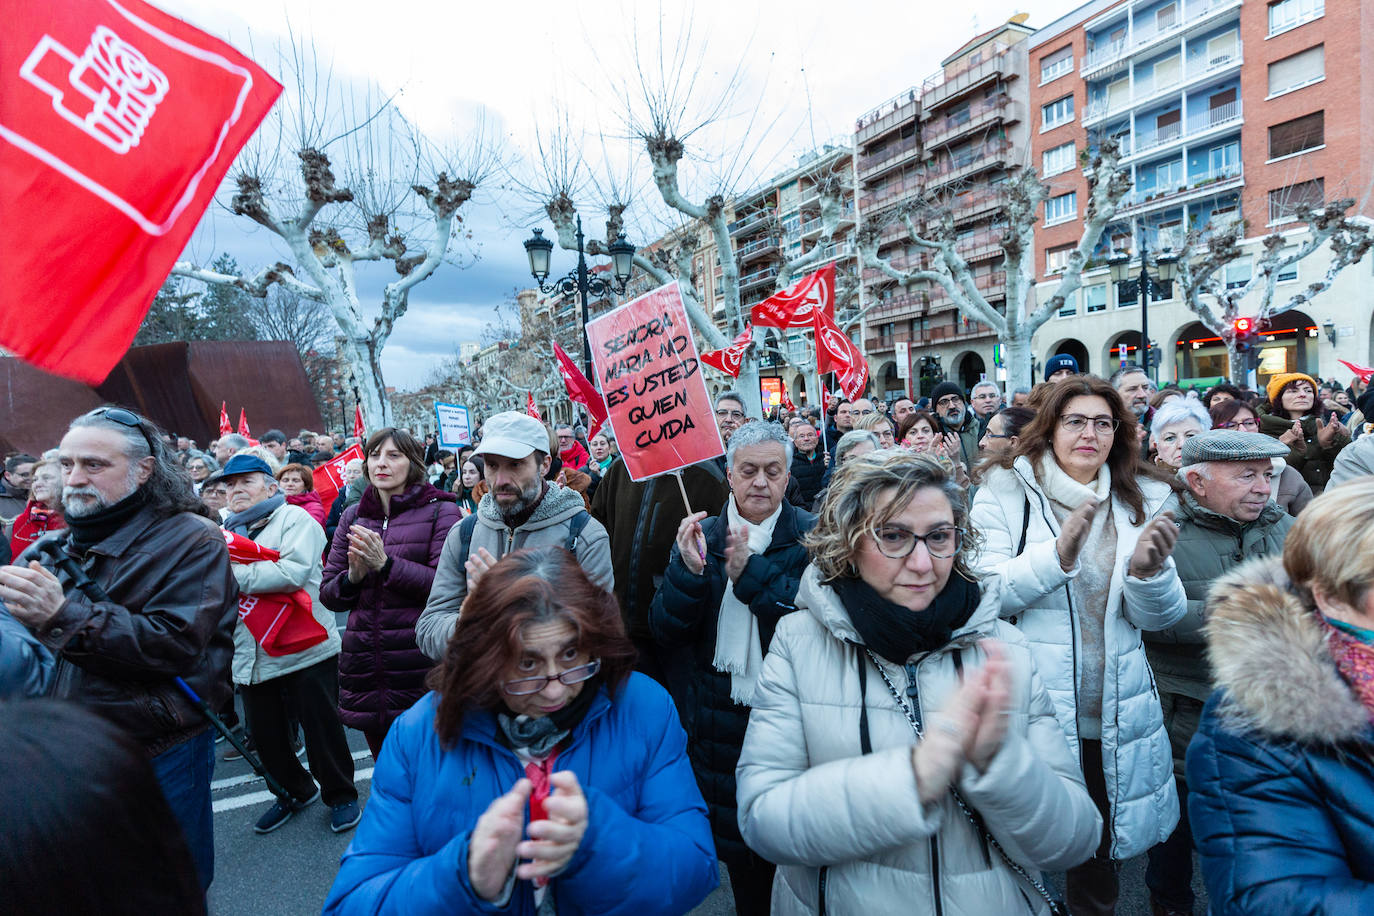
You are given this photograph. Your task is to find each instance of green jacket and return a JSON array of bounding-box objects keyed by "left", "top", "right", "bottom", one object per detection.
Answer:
[
  {"left": 1258, "top": 410, "right": 1348, "bottom": 492},
  {"left": 1144, "top": 491, "right": 1293, "bottom": 701}
]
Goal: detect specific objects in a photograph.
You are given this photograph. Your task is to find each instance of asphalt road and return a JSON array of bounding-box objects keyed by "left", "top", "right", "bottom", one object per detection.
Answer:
[{"left": 206, "top": 724, "right": 1203, "bottom": 916}]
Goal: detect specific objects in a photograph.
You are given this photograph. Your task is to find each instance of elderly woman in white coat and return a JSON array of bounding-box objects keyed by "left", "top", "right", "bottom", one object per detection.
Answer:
[
  {"left": 970, "top": 375, "right": 1187, "bottom": 915},
  {"left": 737, "top": 451, "right": 1100, "bottom": 915}
]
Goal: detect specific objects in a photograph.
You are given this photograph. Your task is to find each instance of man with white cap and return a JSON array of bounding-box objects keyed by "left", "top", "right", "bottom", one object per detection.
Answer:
[
  {"left": 415, "top": 411, "right": 612, "bottom": 660},
  {"left": 1142, "top": 429, "right": 1293, "bottom": 916}
]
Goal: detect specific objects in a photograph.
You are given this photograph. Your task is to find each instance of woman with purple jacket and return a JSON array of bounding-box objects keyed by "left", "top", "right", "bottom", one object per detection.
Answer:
[{"left": 321, "top": 428, "right": 461, "bottom": 757}]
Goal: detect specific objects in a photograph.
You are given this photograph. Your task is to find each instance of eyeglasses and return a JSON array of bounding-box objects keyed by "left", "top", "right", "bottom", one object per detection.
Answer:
[
  {"left": 935, "top": 396, "right": 964, "bottom": 408},
  {"left": 852, "top": 408, "right": 875, "bottom": 416},
  {"left": 715, "top": 409, "right": 746, "bottom": 420},
  {"left": 92, "top": 407, "right": 157, "bottom": 454},
  {"left": 1215, "top": 418, "right": 1260, "bottom": 431},
  {"left": 501, "top": 659, "right": 601, "bottom": 696},
  {"left": 871, "top": 525, "right": 964, "bottom": 559},
  {"left": 1060, "top": 414, "right": 1120, "bottom": 434},
  {"left": 983, "top": 433, "right": 1013, "bottom": 439}
]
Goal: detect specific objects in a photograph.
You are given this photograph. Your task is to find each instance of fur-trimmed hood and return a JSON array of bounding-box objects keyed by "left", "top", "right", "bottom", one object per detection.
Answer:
[{"left": 1205, "top": 556, "right": 1371, "bottom": 745}]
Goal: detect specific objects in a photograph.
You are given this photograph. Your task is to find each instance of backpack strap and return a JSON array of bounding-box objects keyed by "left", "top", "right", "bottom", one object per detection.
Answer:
[
  {"left": 455, "top": 513, "right": 480, "bottom": 571},
  {"left": 565, "top": 510, "right": 591, "bottom": 554}
]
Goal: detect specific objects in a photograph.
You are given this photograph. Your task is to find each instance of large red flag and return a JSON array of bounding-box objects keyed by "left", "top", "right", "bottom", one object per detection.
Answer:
[
  {"left": 218, "top": 401, "right": 231, "bottom": 436},
  {"left": 221, "top": 531, "right": 326, "bottom": 657},
  {"left": 237, "top": 408, "right": 249, "bottom": 438},
  {"left": 312, "top": 442, "right": 364, "bottom": 507},
  {"left": 1338, "top": 359, "right": 1374, "bottom": 383},
  {"left": 353, "top": 404, "right": 365, "bottom": 439},
  {"left": 699, "top": 325, "right": 753, "bottom": 378},
  {"left": 813, "top": 311, "right": 868, "bottom": 401},
  {"left": 0, "top": 0, "right": 282, "bottom": 383},
  {"left": 553, "top": 343, "right": 608, "bottom": 438},
  {"left": 750, "top": 263, "right": 836, "bottom": 329},
  {"left": 526, "top": 392, "right": 542, "bottom": 422}
]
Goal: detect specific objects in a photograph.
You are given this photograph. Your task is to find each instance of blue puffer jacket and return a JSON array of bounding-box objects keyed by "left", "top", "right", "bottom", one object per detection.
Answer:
[
  {"left": 1187, "top": 557, "right": 1374, "bottom": 915},
  {"left": 322, "top": 674, "right": 718, "bottom": 916}
]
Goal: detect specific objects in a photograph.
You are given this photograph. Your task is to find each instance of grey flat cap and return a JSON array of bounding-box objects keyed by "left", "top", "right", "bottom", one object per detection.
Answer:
[{"left": 1181, "top": 430, "right": 1289, "bottom": 467}]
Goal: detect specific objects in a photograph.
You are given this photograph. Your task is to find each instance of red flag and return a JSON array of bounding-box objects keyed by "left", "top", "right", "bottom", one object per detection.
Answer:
[
  {"left": 353, "top": 404, "right": 365, "bottom": 439},
  {"left": 526, "top": 392, "right": 542, "bottom": 422},
  {"left": 219, "top": 401, "right": 231, "bottom": 436},
  {"left": 750, "top": 264, "right": 836, "bottom": 329},
  {"left": 813, "top": 311, "right": 868, "bottom": 401},
  {"left": 700, "top": 325, "right": 753, "bottom": 379},
  {"left": 221, "top": 530, "right": 326, "bottom": 657},
  {"left": 1338, "top": 359, "right": 1374, "bottom": 383},
  {"left": 781, "top": 389, "right": 797, "bottom": 412},
  {"left": 0, "top": 1, "right": 282, "bottom": 384},
  {"left": 312, "top": 443, "right": 364, "bottom": 508},
  {"left": 237, "top": 408, "right": 249, "bottom": 438},
  {"left": 553, "top": 343, "right": 607, "bottom": 438}
]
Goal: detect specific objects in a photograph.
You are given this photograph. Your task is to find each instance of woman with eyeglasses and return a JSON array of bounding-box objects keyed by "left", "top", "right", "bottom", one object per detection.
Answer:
[
  {"left": 1211, "top": 399, "right": 1312, "bottom": 516},
  {"left": 323, "top": 547, "right": 717, "bottom": 916},
  {"left": 970, "top": 375, "right": 1187, "bottom": 914},
  {"left": 737, "top": 451, "right": 1100, "bottom": 915},
  {"left": 1148, "top": 398, "right": 1212, "bottom": 471},
  {"left": 1258, "top": 372, "right": 1349, "bottom": 493},
  {"left": 184, "top": 452, "right": 217, "bottom": 495}
]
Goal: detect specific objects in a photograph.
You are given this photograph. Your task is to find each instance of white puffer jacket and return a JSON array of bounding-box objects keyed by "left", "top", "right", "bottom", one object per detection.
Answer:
[
  {"left": 737, "top": 566, "right": 1101, "bottom": 916},
  {"left": 970, "top": 457, "right": 1186, "bottom": 860}
]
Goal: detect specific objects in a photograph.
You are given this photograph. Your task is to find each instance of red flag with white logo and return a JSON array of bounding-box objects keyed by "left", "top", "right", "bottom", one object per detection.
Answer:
[
  {"left": 1338, "top": 359, "right": 1374, "bottom": 383},
  {"left": 781, "top": 389, "right": 796, "bottom": 412},
  {"left": 219, "top": 400, "right": 231, "bottom": 436},
  {"left": 0, "top": 0, "right": 282, "bottom": 383},
  {"left": 700, "top": 325, "right": 753, "bottom": 379},
  {"left": 237, "top": 408, "right": 249, "bottom": 438},
  {"left": 526, "top": 392, "right": 542, "bottom": 422},
  {"left": 353, "top": 404, "right": 365, "bottom": 439},
  {"left": 221, "top": 530, "right": 326, "bottom": 657},
  {"left": 750, "top": 263, "right": 835, "bottom": 329},
  {"left": 553, "top": 343, "right": 608, "bottom": 438},
  {"left": 312, "top": 442, "right": 363, "bottom": 508},
  {"left": 812, "top": 311, "right": 868, "bottom": 401}
]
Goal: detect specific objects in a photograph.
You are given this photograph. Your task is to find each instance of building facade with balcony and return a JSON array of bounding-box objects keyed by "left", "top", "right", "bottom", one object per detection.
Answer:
[
  {"left": 855, "top": 15, "right": 1035, "bottom": 402},
  {"left": 1028, "top": 0, "right": 1373, "bottom": 389}
]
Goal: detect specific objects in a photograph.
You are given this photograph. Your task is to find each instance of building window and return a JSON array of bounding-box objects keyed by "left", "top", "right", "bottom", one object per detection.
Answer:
[
  {"left": 1276, "top": 246, "right": 1300, "bottom": 282},
  {"left": 1268, "top": 45, "right": 1325, "bottom": 97},
  {"left": 1046, "top": 244, "right": 1074, "bottom": 274},
  {"left": 1268, "top": 111, "right": 1324, "bottom": 159},
  {"left": 1041, "top": 46, "right": 1073, "bottom": 83},
  {"left": 1268, "top": 0, "right": 1324, "bottom": 36},
  {"left": 1209, "top": 141, "right": 1240, "bottom": 173},
  {"left": 1058, "top": 291, "right": 1078, "bottom": 318},
  {"left": 1224, "top": 258, "right": 1252, "bottom": 290},
  {"left": 1084, "top": 285, "right": 1107, "bottom": 313},
  {"left": 1043, "top": 142, "right": 1076, "bottom": 177},
  {"left": 1045, "top": 192, "right": 1078, "bottom": 226},
  {"left": 1269, "top": 178, "right": 1325, "bottom": 224},
  {"left": 1042, "top": 95, "right": 1075, "bottom": 131}
]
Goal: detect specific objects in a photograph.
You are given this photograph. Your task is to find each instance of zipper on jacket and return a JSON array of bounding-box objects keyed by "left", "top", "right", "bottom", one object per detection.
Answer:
[
  {"left": 817, "top": 865, "right": 828, "bottom": 915},
  {"left": 904, "top": 663, "right": 944, "bottom": 916}
]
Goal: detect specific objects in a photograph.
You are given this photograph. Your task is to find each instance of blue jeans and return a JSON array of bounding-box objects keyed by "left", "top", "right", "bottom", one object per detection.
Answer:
[{"left": 152, "top": 729, "right": 216, "bottom": 890}]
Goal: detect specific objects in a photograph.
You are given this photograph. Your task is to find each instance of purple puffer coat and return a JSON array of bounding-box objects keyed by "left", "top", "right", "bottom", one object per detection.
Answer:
[{"left": 320, "top": 481, "right": 460, "bottom": 731}]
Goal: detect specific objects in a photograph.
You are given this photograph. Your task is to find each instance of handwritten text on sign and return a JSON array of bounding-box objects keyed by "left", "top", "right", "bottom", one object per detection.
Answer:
[{"left": 587, "top": 282, "right": 723, "bottom": 481}]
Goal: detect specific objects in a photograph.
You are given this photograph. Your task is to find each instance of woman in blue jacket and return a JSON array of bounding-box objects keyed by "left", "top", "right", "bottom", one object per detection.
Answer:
[
  {"left": 1188, "top": 479, "right": 1374, "bottom": 915},
  {"left": 322, "top": 547, "right": 718, "bottom": 916}
]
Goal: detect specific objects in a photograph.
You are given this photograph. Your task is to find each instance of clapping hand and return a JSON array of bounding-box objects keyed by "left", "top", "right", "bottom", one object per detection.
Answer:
[
  {"left": 1055, "top": 500, "right": 1099, "bottom": 571},
  {"left": 723, "top": 525, "right": 750, "bottom": 583},
  {"left": 469, "top": 779, "right": 531, "bottom": 902},
  {"left": 1316, "top": 414, "right": 1345, "bottom": 449},
  {"left": 674, "top": 512, "right": 709, "bottom": 576},
  {"left": 347, "top": 525, "right": 387, "bottom": 582},
  {"left": 1128, "top": 511, "right": 1179, "bottom": 579},
  {"left": 910, "top": 641, "right": 1013, "bottom": 804},
  {"left": 517, "top": 771, "right": 588, "bottom": 882},
  {"left": 466, "top": 546, "right": 498, "bottom": 592},
  {"left": 1279, "top": 419, "right": 1304, "bottom": 448}
]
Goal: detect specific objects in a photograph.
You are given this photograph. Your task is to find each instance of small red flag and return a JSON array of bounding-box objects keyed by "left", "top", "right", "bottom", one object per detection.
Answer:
[
  {"left": 219, "top": 401, "right": 231, "bottom": 436},
  {"left": 526, "top": 392, "right": 542, "bottom": 422},
  {"left": 353, "top": 404, "right": 365, "bottom": 439},
  {"left": 700, "top": 325, "right": 753, "bottom": 379},
  {"left": 312, "top": 443, "right": 364, "bottom": 507},
  {"left": 553, "top": 343, "right": 607, "bottom": 439},
  {"left": 1338, "top": 359, "right": 1374, "bottom": 383},
  {"left": 781, "top": 389, "right": 797, "bottom": 412},
  {"left": 812, "top": 311, "right": 868, "bottom": 402},
  {"left": 237, "top": 408, "right": 249, "bottom": 438},
  {"left": 0, "top": 1, "right": 282, "bottom": 383},
  {"left": 751, "top": 264, "right": 836, "bottom": 329}
]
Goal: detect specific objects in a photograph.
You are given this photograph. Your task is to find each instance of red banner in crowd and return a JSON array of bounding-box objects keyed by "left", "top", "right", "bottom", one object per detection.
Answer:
[
  {"left": 526, "top": 392, "right": 542, "bottom": 422},
  {"left": 0, "top": 0, "right": 282, "bottom": 384},
  {"left": 750, "top": 263, "right": 835, "bottom": 329},
  {"left": 237, "top": 407, "right": 249, "bottom": 437},
  {"left": 813, "top": 310, "right": 868, "bottom": 401},
  {"left": 587, "top": 281, "right": 724, "bottom": 482},
  {"left": 222, "top": 531, "right": 325, "bottom": 657},
  {"left": 353, "top": 404, "right": 365, "bottom": 439},
  {"left": 1338, "top": 359, "right": 1374, "bottom": 383},
  {"left": 312, "top": 442, "right": 364, "bottom": 508},
  {"left": 219, "top": 400, "right": 231, "bottom": 436},
  {"left": 553, "top": 342, "right": 608, "bottom": 439},
  {"left": 699, "top": 325, "right": 752, "bottom": 379},
  {"left": 781, "top": 389, "right": 796, "bottom": 412}
]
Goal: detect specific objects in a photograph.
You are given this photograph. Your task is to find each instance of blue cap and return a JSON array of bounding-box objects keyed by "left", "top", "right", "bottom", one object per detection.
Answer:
[
  {"left": 216, "top": 453, "right": 275, "bottom": 480},
  {"left": 1044, "top": 353, "right": 1080, "bottom": 381}
]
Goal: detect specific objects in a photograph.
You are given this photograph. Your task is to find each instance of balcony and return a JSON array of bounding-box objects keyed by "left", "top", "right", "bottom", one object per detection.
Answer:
[
  {"left": 858, "top": 175, "right": 924, "bottom": 213},
  {"left": 799, "top": 206, "right": 856, "bottom": 239},
  {"left": 1126, "top": 99, "right": 1241, "bottom": 159},
  {"left": 927, "top": 269, "right": 1007, "bottom": 307},
  {"left": 1083, "top": 42, "right": 1242, "bottom": 127},
  {"left": 922, "top": 94, "right": 1019, "bottom": 152},
  {"left": 924, "top": 317, "right": 997, "bottom": 343},
  {"left": 728, "top": 209, "right": 773, "bottom": 236},
  {"left": 1081, "top": 0, "right": 1242, "bottom": 78},
  {"left": 735, "top": 235, "right": 780, "bottom": 264},
  {"left": 923, "top": 139, "right": 1012, "bottom": 190},
  {"left": 922, "top": 43, "right": 1018, "bottom": 109},
  {"left": 738, "top": 266, "right": 779, "bottom": 292},
  {"left": 957, "top": 228, "right": 1006, "bottom": 264},
  {"left": 1117, "top": 163, "right": 1244, "bottom": 216},
  {"left": 948, "top": 187, "right": 1009, "bottom": 224},
  {"left": 856, "top": 89, "right": 921, "bottom": 143},
  {"left": 859, "top": 133, "right": 920, "bottom": 178},
  {"left": 867, "top": 291, "right": 930, "bottom": 321}
]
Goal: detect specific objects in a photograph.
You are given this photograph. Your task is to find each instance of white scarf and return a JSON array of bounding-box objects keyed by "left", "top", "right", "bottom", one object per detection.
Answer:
[
  {"left": 1036, "top": 452, "right": 1111, "bottom": 511},
  {"left": 712, "top": 497, "right": 783, "bottom": 706}
]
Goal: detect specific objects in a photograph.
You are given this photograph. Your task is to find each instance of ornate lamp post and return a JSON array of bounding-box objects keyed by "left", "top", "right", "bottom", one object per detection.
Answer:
[
  {"left": 336, "top": 383, "right": 346, "bottom": 433},
  {"left": 1109, "top": 232, "right": 1178, "bottom": 382},
  {"left": 349, "top": 373, "right": 360, "bottom": 430},
  {"left": 523, "top": 216, "right": 636, "bottom": 380}
]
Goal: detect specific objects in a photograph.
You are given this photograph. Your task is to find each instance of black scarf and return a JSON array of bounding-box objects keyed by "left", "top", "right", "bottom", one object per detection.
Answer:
[
  {"left": 831, "top": 572, "right": 981, "bottom": 666},
  {"left": 495, "top": 680, "right": 600, "bottom": 757},
  {"left": 500, "top": 480, "right": 549, "bottom": 530},
  {"left": 64, "top": 487, "right": 149, "bottom": 553}
]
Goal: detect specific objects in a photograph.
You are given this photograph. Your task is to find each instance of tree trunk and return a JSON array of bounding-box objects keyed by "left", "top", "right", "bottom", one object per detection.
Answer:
[{"left": 1003, "top": 332, "right": 1034, "bottom": 392}]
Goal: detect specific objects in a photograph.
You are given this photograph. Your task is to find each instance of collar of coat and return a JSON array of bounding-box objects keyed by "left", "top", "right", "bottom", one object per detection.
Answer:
[
  {"left": 459, "top": 683, "right": 613, "bottom": 752},
  {"left": 1007, "top": 454, "right": 1173, "bottom": 525},
  {"left": 1206, "top": 556, "right": 1370, "bottom": 745},
  {"left": 357, "top": 481, "right": 456, "bottom": 520},
  {"left": 476, "top": 480, "right": 586, "bottom": 531},
  {"left": 1175, "top": 489, "right": 1286, "bottom": 536},
  {"left": 702, "top": 499, "right": 807, "bottom": 558}
]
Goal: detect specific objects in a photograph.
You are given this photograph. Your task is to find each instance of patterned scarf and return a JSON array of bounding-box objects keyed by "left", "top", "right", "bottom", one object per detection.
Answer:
[{"left": 1322, "top": 616, "right": 1374, "bottom": 724}]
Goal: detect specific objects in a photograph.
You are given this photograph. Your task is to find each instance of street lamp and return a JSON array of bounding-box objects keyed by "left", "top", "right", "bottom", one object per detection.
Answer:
[
  {"left": 1322, "top": 318, "right": 1337, "bottom": 346},
  {"left": 349, "top": 372, "right": 360, "bottom": 432},
  {"left": 523, "top": 217, "right": 636, "bottom": 380},
  {"left": 336, "top": 384, "right": 346, "bottom": 433},
  {"left": 1108, "top": 231, "right": 1178, "bottom": 382}
]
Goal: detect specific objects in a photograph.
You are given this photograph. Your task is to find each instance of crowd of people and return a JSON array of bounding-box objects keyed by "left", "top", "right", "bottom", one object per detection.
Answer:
[{"left": 1, "top": 359, "right": 1373, "bottom": 915}]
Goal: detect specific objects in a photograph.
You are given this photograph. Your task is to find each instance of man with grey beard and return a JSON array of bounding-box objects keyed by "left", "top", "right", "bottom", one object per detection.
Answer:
[
  {"left": 0, "top": 407, "right": 237, "bottom": 893},
  {"left": 415, "top": 411, "right": 612, "bottom": 660}
]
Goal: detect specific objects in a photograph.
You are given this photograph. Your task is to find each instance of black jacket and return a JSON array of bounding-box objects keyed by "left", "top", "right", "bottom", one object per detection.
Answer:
[
  {"left": 649, "top": 499, "right": 816, "bottom": 864},
  {"left": 25, "top": 506, "right": 238, "bottom": 756},
  {"left": 789, "top": 448, "right": 826, "bottom": 507}
]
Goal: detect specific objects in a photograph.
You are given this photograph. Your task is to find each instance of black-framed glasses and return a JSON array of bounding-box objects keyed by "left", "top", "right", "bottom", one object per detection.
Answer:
[
  {"left": 501, "top": 659, "right": 601, "bottom": 696},
  {"left": 92, "top": 407, "right": 157, "bottom": 454},
  {"left": 715, "top": 409, "right": 746, "bottom": 420},
  {"left": 871, "top": 525, "right": 964, "bottom": 559},
  {"left": 1060, "top": 414, "right": 1120, "bottom": 434},
  {"left": 983, "top": 433, "right": 1013, "bottom": 439},
  {"left": 1215, "top": 418, "right": 1260, "bottom": 431}
]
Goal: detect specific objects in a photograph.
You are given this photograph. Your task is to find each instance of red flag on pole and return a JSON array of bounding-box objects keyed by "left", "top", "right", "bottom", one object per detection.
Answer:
[
  {"left": 0, "top": 1, "right": 282, "bottom": 384},
  {"left": 750, "top": 264, "right": 836, "bottom": 329},
  {"left": 311, "top": 443, "right": 364, "bottom": 508},
  {"left": 781, "top": 389, "right": 797, "bottom": 412},
  {"left": 237, "top": 408, "right": 249, "bottom": 438},
  {"left": 353, "top": 404, "right": 365, "bottom": 439},
  {"left": 812, "top": 311, "right": 868, "bottom": 401},
  {"left": 219, "top": 401, "right": 231, "bottom": 436},
  {"left": 553, "top": 343, "right": 608, "bottom": 438},
  {"left": 1338, "top": 359, "right": 1374, "bottom": 383},
  {"left": 699, "top": 325, "right": 753, "bottom": 378},
  {"left": 526, "top": 392, "right": 542, "bottom": 422}
]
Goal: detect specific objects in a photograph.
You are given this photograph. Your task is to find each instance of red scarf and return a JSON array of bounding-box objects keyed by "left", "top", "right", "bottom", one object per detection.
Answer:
[{"left": 1322, "top": 618, "right": 1374, "bottom": 724}]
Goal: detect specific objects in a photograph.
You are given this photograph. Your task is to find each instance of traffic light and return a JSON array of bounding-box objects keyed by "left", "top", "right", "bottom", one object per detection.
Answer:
[{"left": 1233, "top": 317, "right": 1255, "bottom": 352}]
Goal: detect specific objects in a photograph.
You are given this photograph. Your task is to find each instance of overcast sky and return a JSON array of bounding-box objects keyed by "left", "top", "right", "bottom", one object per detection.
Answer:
[{"left": 162, "top": 0, "right": 1067, "bottom": 390}]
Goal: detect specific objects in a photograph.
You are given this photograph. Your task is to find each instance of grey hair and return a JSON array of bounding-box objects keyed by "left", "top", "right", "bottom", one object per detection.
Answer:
[
  {"left": 715, "top": 390, "right": 746, "bottom": 410},
  {"left": 219, "top": 433, "right": 249, "bottom": 452},
  {"left": 1012, "top": 386, "right": 1032, "bottom": 398},
  {"left": 834, "top": 429, "right": 880, "bottom": 465},
  {"left": 971, "top": 380, "right": 1001, "bottom": 396},
  {"left": 67, "top": 409, "right": 206, "bottom": 517},
  {"left": 185, "top": 450, "right": 217, "bottom": 471},
  {"left": 726, "top": 420, "right": 793, "bottom": 466},
  {"left": 1110, "top": 365, "right": 1152, "bottom": 389},
  {"left": 1150, "top": 398, "right": 1212, "bottom": 443}
]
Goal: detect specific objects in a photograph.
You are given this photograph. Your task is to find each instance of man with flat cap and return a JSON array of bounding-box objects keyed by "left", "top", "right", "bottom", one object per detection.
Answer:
[{"left": 1142, "top": 430, "right": 1294, "bottom": 916}]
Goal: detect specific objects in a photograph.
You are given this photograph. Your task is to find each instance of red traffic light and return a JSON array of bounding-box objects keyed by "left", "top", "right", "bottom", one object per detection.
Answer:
[{"left": 1234, "top": 317, "right": 1253, "bottom": 334}]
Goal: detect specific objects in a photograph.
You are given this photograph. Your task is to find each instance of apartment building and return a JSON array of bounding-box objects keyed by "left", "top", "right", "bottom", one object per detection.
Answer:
[
  {"left": 855, "top": 16, "right": 1035, "bottom": 402},
  {"left": 1028, "top": 0, "right": 1373, "bottom": 388}
]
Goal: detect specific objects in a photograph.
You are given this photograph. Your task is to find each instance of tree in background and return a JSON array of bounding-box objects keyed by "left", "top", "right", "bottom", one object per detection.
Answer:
[{"left": 136, "top": 254, "right": 258, "bottom": 345}]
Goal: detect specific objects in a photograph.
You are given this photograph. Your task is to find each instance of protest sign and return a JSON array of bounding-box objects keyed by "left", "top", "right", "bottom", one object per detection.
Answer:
[
  {"left": 313, "top": 443, "right": 364, "bottom": 507},
  {"left": 434, "top": 402, "right": 472, "bottom": 449},
  {"left": 587, "top": 281, "right": 723, "bottom": 482}
]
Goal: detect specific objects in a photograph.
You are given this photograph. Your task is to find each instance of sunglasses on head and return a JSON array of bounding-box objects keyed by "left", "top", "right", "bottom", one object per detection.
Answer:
[{"left": 92, "top": 407, "right": 158, "bottom": 455}]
